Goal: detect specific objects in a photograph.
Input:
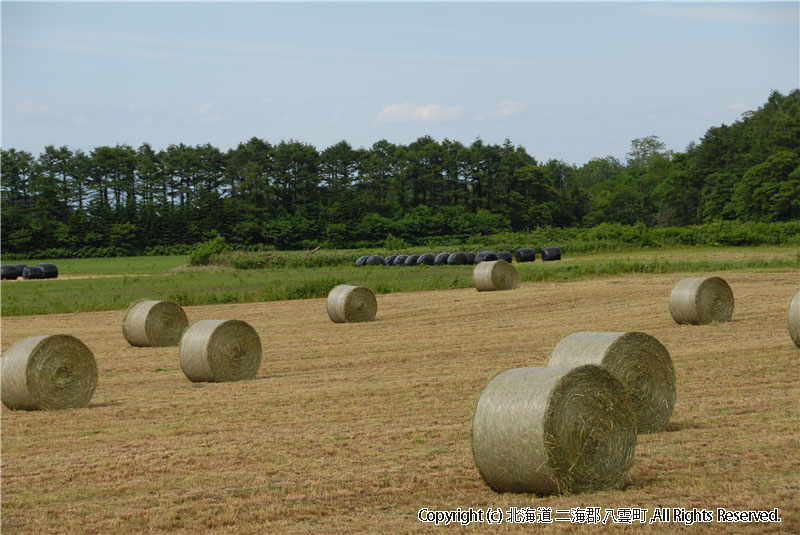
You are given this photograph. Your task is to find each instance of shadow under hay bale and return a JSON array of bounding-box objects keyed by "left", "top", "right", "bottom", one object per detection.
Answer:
[
  {"left": 384, "top": 255, "right": 397, "bottom": 266},
  {"left": 434, "top": 252, "right": 450, "bottom": 265},
  {"left": 417, "top": 253, "right": 436, "bottom": 266},
  {"left": 36, "top": 263, "right": 59, "bottom": 279},
  {"left": 447, "top": 252, "right": 468, "bottom": 265},
  {"left": 354, "top": 255, "right": 369, "bottom": 267},
  {"left": 365, "top": 255, "right": 384, "bottom": 266},
  {"left": 541, "top": 246, "right": 561, "bottom": 261},
  {"left": 179, "top": 320, "right": 262, "bottom": 382},
  {"left": 1, "top": 335, "right": 98, "bottom": 410},
  {"left": 473, "top": 260, "right": 519, "bottom": 292},
  {"left": 472, "top": 365, "right": 636, "bottom": 495},
  {"left": 122, "top": 299, "right": 189, "bottom": 347},
  {"left": 515, "top": 248, "right": 536, "bottom": 262},
  {"left": 496, "top": 251, "right": 513, "bottom": 263},
  {"left": 789, "top": 290, "right": 800, "bottom": 348},
  {"left": 474, "top": 251, "right": 498, "bottom": 263},
  {"left": 22, "top": 266, "right": 45, "bottom": 280},
  {"left": 393, "top": 255, "right": 408, "bottom": 266},
  {"left": 669, "top": 276, "right": 734, "bottom": 325},
  {"left": 403, "top": 254, "right": 420, "bottom": 266},
  {"left": 547, "top": 331, "right": 676, "bottom": 433},
  {"left": 326, "top": 284, "right": 377, "bottom": 323}
]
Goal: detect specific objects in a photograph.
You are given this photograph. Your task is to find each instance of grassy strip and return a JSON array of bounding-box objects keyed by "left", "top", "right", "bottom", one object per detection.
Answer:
[
  {"left": 1, "top": 248, "right": 797, "bottom": 317},
  {"left": 0, "top": 255, "right": 186, "bottom": 275}
]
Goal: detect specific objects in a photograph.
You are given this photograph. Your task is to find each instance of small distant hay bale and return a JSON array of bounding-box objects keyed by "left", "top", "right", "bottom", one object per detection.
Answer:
[
  {"left": 354, "top": 255, "right": 369, "bottom": 267},
  {"left": 326, "top": 284, "right": 377, "bottom": 323},
  {"left": 789, "top": 290, "right": 800, "bottom": 348},
  {"left": 35, "top": 263, "right": 59, "bottom": 279},
  {"left": 541, "top": 246, "right": 561, "bottom": 261},
  {"left": 393, "top": 255, "right": 408, "bottom": 266},
  {"left": 122, "top": 299, "right": 189, "bottom": 347},
  {"left": 474, "top": 251, "right": 498, "bottom": 263},
  {"left": 14, "top": 265, "right": 28, "bottom": 277},
  {"left": 473, "top": 260, "right": 519, "bottom": 292},
  {"left": 472, "top": 365, "right": 636, "bottom": 495},
  {"left": 22, "top": 266, "right": 44, "bottom": 279},
  {"left": 464, "top": 252, "right": 477, "bottom": 264},
  {"left": 1, "top": 265, "right": 18, "bottom": 280},
  {"left": 515, "top": 248, "right": 536, "bottom": 262},
  {"left": 179, "top": 320, "right": 262, "bottom": 382},
  {"left": 669, "top": 276, "right": 734, "bottom": 325},
  {"left": 365, "top": 255, "right": 384, "bottom": 266},
  {"left": 547, "top": 331, "right": 675, "bottom": 433},
  {"left": 447, "top": 252, "right": 468, "bottom": 265},
  {"left": 403, "top": 254, "right": 420, "bottom": 266},
  {"left": 434, "top": 252, "right": 450, "bottom": 265},
  {"left": 384, "top": 255, "right": 397, "bottom": 266},
  {"left": 417, "top": 253, "right": 436, "bottom": 266},
  {"left": 1, "top": 334, "right": 98, "bottom": 410}
]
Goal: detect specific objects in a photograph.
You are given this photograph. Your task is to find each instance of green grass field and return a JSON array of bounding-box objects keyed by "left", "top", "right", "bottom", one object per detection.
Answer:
[{"left": 2, "top": 246, "right": 797, "bottom": 316}]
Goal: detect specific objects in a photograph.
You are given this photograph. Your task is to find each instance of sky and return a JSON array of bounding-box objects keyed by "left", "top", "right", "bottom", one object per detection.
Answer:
[{"left": 2, "top": 1, "right": 798, "bottom": 166}]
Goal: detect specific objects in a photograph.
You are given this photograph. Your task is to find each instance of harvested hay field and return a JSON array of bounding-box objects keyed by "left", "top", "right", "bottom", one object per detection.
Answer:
[{"left": 2, "top": 271, "right": 798, "bottom": 534}]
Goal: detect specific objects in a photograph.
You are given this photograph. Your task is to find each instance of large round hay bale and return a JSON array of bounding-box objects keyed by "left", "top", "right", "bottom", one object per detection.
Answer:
[
  {"left": 365, "top": 255, "right": 384, "bottom": 266},
  {"left": 1, "top": 265, "right": 18, "bottom": 280},
  {"left": 417, "top": 253, "right": 435, "bottom": 266},
  {"left": 474, "top": 251, "right": 498, "bottom": 263},
  {"left": 122, "top": 299, "right": 189, "bottom": 347},
  {"left": 403, "top": 254, "right": 420, "bottom": 266},
  {"left": 464, "top": 252, "right": 477, "bottom": 264},
  {"left": 326, "top": 284, "right": 377, "bottom": 323},
  {"left": 541, "top": 246, "right": 561, "bottom": 261},
  {"left": 447, "top": 252, "right": 468, "bottom": 265},
  {"left": 36, "top": 263, "right": 59, "bottom": 279},
  {"left": 473, "top": 260, "right": 519, "bottom": 292},
  {"left": 472, "top": 365, "right": 636, "bottom": 495},
  {"left": 393, "top": 254, "right": 408, "bottom": 266},
  {"left": 496, "top": 251, "right": 513, "bottom": 263},
  {"left": 179, "top": 320, "right": 262, "bottom": 382},
  {"left": 1, "top": 335, "right": 98, "bottom": 410},
  {"left": 789, "top": 290, "right": 800, "bottom": 348},
  {"left": 669, "top": 276, "right": 734, "bottom": 325},
  {"left": 434, "top": 252, "right": 450, "bottom": 265},
  {"left": 547, "top": 331, "right": 675, "bottom": 433},
  {"left": 22, "top": 266, "right": 44, "bottom": 280},
  {"left": 354, "top": 255, "right": 369, "bottom": 267},
  {"left": 384, "top": 255, "right": 397, "bottom": 266},
  {"left": 515, "top": 248, "right": 536, "bottom": 262}
]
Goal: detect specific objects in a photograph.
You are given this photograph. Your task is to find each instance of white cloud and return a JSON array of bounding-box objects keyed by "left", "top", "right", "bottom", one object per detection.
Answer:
[
  {"left": 375, "top": 102, "right": 465, "bottom": 124},
  {"left": 72, "top": 116, "right": 86, "bottom": 126},
  {"left": 194, "top": 102, "right": 217, "bottom": 116},
  {"left": 191, "top": 102, "right": 222, "bottom": 124},
  {"left": 15, "top": 100, "right": 48, "bottom": 115},
  {"left": 497, "top": 99, "right": 525, "bottom": 118},
  {"left": 727, "top": 103, "right": 746, "bottom": 110}
]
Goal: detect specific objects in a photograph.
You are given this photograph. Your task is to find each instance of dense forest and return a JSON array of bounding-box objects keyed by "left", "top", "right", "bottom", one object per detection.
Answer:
[{"left": 1, "top": 89, "right": 798, "bottom": 256}]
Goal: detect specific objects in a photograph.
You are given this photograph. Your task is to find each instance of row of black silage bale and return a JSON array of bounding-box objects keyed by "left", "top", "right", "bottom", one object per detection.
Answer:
[
  {"left": 354, "top": 247, "right": 562, "bottom": 267},
  {"left": 1, "top": 263, "right": 59, "bottom": 280}
]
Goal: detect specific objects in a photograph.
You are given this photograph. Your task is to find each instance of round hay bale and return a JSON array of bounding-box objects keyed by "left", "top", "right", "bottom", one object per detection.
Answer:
[
  {"left": 541, "top": 246, "right": 561, "bottom": 261},
  {"left": 474, "top": 251, "right": 498, "bottom": 263},
  {"left": 36, "top": 263, "right": 59, "bottom": 279},
  {"left": 384, "top": 255, "right": 397, "bottom": 266},
  {"left": 326, "top": 284, "right": 377, "bottom": 323},
  {"left": 434, "top": 252, "right": 450, "bottom": 265},
  {"left": 464, "top": 252, "right": 477, "bottom": 264},
  {"left": 404, "top": 254, "right": 420, "bottom": 266},
  {"left": 22, "top": 266, "right": 44, "bottom": 280},
  {"left": 669, "top": 276, "right": 734, "bottom": 325},
  {"left": 447, "top": 252, "right": 468, "bottom": 265},
  {"left": 14, "top": 264, "right": 28, "bottom": 277},
  {"left": 496, "top": 251, "right": 513, "bottom": 263},
  {"left": 473, "top": 260, "right": 519, "bottom": 292},
  {"left": 122, "top": 299, "right": 189, "bottom": 347},
  {"left": 547, "top": 331, "right": 675, "bottom": 433},
  {"left": 1, "top": 335, "right": 98, "bottom": 410},
  {"left": 365, "top": 255, "right": 384, "bottom": 266},
  {"left": 417, "top": 253, "right": 435, "bottom": 266},
  {"left": 354, "top": 255, "right": 369, "bottom": 267},
  {"left": 1, "top": 265, "right": 18, "bottom": 280},
  {"left": 789, "top": 290, "right": 800, "bottom": 348},
  {"left": 472, "top": 365, "right": 636, "bottom": 495},
  {"left": 393, "top": 255, "right": 408, "bottom": 266},
  {"left": 179, "top": 319, "right": 262, "bottom": 382},
  {"left": 515, "top": 248, "right": 536, "bottom": 262}
]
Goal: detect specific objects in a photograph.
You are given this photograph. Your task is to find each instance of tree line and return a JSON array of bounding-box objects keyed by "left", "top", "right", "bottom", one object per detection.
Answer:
[{"left": 2, "top": 89, "right": 798, "bottom": 255}]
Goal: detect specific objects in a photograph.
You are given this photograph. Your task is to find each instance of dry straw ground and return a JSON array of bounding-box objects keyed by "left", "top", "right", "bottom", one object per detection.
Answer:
[{"left": 2, "top": 271, "right": 798, "bottom": 534}]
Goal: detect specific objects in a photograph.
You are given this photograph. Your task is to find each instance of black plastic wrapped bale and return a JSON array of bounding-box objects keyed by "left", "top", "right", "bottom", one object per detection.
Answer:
[
  {"left": 464, "top": 252, "right": 477, "bottom": 264},
  {"left": 393, "top": 255, "right": 409, "bottom": 266},
  {"left": 417, "top": 253, "right": 436, "bottom": 266},
  {"left": 14, "top": 265, "right": 28, "bottom": 277},
  {"left": 365, "top": 255, "right": 384, "bottom": 266},
  {"left": 474, "top": 251, "right": 498, "bottom": 263},
  {"left": 354, "top": 255, "right": 369, "bottom": 267},
  {"left": 1, "top": 266, "right": 18, "bottom": 280},
  {"left": 541, "top": 246, "right": 562, "bottom": 261},
  {"left": 404, "top": 254, "right": 420, "bottom": 266},
  {"left": 447, "top": 252, "right": 468, "bottom": 265},
  {"left": 36, "top": 263, "right": 59, "bottom": 279},
  {"left": 22, "top": 266, "right": 45, "bottom": 280},
  {"left": 434, "top": 253, "right": 450, "bottom": 265},
  {"left": 384, "top": 255, "right": 397, "bottom": 266},
  {"left": 515, "top": 248, "right": 536, "bottom": 263},
  {"left": 496, "top": 251, "right": 513, "bottom": 263}
]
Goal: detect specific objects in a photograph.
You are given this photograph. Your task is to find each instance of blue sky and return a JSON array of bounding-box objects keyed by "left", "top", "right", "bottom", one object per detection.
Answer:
[{"left": 2, "top": 1, "right": 798, "bottom": 165}]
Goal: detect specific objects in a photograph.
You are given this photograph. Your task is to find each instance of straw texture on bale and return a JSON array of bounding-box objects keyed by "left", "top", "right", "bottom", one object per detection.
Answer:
[
  {"left": 547, "top": 331, "right": 675, "bottom": 433},
  {"left": 669, "top": 276, "right": 734, "bottom": 325},
  {"left": 122, "top": 299, "right": 189, "bottom": 347},
  {"left": 472, "top": 365, "right": 636, "bottom": 495},
  {"left": 434, "top": 252, "right": 450, "bottom": 265},
  {"left": 473, "top": 260, "right": 519, "bottom": 292},
  {"left": 1, "top": 335, "right": 98, "bottom": 410},
  {"left": 326, "top": 284, "right": 377, "bottom": 323},
  {"left": 789, "top": 290, "right": 800, "bottom": 348},
  {"left": 179, "top": 320, "right": 262, "bottom": 382},
  {"left": 515, "top": 248, "right": 536, "bottom": 262},
  {"left": 447, "top": 252, "right": 468, "bottom": 265}
]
